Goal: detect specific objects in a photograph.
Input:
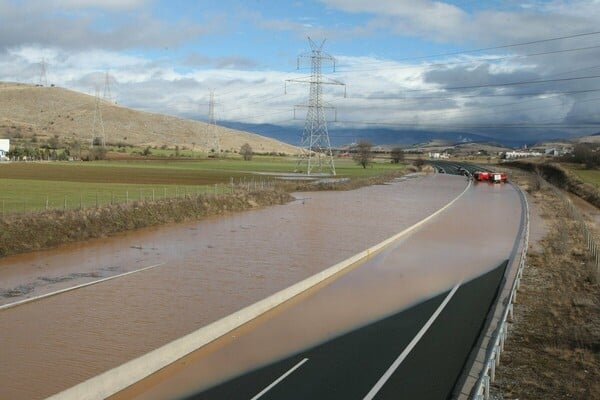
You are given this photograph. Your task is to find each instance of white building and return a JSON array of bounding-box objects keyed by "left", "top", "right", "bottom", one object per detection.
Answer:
[
  {"left": 504, "top": 150, "right": 543, "bottom": 159},
  {"left": 0, "top": 139, "right": 9, "bottom": 160},
  {"left": 428, "top": 152, "right": 449, "bottom": 159}
]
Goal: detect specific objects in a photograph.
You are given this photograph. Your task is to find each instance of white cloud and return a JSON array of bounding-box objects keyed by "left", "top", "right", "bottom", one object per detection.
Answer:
[
  {"left": 1, "top": 0, "right": 598, "bottom": 138},
  {"left": 320, "top": 0, "right": 599, "bottom": 45}
]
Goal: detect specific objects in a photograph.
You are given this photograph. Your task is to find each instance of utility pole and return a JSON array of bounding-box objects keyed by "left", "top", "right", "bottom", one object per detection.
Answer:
[{"left": 287, "top": 37, "right": 345, "bottom": 175}]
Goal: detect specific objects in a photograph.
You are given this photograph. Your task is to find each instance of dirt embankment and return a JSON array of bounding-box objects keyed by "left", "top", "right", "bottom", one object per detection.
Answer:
[
  {"left": 0, "top": 189, "right": 293, "bottom": 258},
  {"left": 491, "top": 171, "right": 600, "bottom": 399},
  {"left": 505, "top": 160, "right": 600, "bottom": 208}
]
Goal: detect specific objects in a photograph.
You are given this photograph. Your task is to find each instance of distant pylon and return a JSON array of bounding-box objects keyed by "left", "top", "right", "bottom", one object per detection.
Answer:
[
  {"left": 103, "top": 71, "right": 112, "bottom": 102},
  {"left": 38, "top": 58, "right": 48, "bottom": 86},
  {"left": 286, "top": 37, "right": 345, "bottom": 175},
  {"left": 91, "top": 86, "right": 105, "bottom": 148},
  {"left": 207, "top": 90, "right": 220, "bottom": 156}
]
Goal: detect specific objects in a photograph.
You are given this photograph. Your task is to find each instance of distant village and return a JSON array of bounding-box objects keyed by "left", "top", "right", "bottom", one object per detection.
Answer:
[{"left": 426, "top": 143, "right": 574, "bottom": 160}]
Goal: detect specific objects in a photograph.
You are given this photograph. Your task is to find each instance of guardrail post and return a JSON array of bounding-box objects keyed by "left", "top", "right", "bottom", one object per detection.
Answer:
[{"left": 484, "top": 375, "right": 490, "bottom": 400}]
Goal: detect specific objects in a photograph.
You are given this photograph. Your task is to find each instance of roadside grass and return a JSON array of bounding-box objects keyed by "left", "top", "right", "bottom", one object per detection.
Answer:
[
  {"left": 0, "top": 157, "right": 405, "bottom": 213},
  {"left": 0, "top": 179, "right": 218, "bottom": 213},
  {"left": 570, "top": 168, "right": 600, "bottom": 188}
]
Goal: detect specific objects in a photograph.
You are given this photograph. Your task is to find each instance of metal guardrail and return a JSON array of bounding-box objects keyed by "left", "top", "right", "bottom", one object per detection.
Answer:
[
  {"left": 472, "top": 174, "right": 599, "bottom": 399},
  {"left": 471, "top": 184, "right": 530, "bottom": 400}
]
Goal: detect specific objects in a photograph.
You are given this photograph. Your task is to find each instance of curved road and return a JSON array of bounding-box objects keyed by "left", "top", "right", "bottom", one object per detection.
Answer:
[
  {"left": 112, "top": 178, "right": 523, "bottom": 400},
  {"left": 0, "top": 174, "right": 469, "bottom": 400}
]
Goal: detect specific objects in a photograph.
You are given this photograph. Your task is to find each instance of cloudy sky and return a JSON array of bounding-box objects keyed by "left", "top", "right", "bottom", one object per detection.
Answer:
[{"left": 1, "top": 0, "right": 599, "bottom": 139}]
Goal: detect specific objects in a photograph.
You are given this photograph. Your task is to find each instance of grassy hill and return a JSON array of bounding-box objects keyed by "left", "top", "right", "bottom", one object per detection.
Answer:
[{"left": 0, "top": 82, "right": 298, "bottom": 155}]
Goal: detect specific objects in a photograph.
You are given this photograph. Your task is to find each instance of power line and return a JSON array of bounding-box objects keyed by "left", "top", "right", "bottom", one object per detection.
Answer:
[
  {"left": 335, "top": 30, "right": 600, "bottom": 69},
  {"left": 404, "top": 74, "right": 600, "bottom": 93},
  {"left": 192, "top": 33, "right": 600, "bottom": 121},
  {"left": 218, "top": 45, "right": 600, "bottom": 113},
  {"left": 334, "top": 44, "right": 600, "bottom": 74}
]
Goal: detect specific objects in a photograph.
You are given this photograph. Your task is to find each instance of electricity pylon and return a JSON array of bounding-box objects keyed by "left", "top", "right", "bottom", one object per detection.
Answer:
[
  {"left": 38, "top": 58, "right": 48, "bottom": 86},
  {"left": 91, "top": 86, "right": 105, "bottom": 148},
  {"left": 103, "top": 71, "right": 113, "bottom": 102},
  {"left": 287, "top": 37, "right": 345, "bottom": 175},
  {"left": 206, "top": 90, "right": 220, "bottom": 156}
]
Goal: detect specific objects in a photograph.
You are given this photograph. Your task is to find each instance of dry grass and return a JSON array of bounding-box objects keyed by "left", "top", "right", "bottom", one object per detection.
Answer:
[
  {"left": 491, "top": 172, "right": 600, "bottom": 399},
  {"left": 0, "top": 82, "right": 298, "bottom": 154}
]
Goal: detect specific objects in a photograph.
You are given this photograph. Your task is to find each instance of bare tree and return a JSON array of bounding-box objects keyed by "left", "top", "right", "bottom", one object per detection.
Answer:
[
  {"left": 352, "top": 140, "right": 373, "bottom": 169},
  {"left": 240, "top": 143, "right": 253, "bottom": 161},
  {"left": 390, "top": 146, "right": 404, "bottom": 164}
]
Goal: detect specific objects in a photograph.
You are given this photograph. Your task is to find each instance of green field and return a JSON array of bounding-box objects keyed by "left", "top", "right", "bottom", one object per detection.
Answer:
[
  {"left": 572, "top": 168, "right": 600, "bottom": 188},
  {"left": 0, "top": 156, "right": 404, "bottom": 213}
]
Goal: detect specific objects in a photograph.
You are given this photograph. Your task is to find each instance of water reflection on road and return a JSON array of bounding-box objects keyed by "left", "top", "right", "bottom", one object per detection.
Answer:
[
  {"left": 112, "top": 179, "right": 523, "bottom": 400},
  {"left": 0, "top": 174, "right": 468, "bottom": 399}
]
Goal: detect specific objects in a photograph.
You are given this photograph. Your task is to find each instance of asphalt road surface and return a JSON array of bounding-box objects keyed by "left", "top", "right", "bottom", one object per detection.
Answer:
[{"left": 189, "top": 263, "right": 507, "bottom": 400}]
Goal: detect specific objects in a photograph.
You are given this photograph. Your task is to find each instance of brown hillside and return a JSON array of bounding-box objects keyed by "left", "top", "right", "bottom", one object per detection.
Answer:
[
  {"left": 0, "top": 82, "right": 298, "bottom": 154},
  {"left": 575, "top": 134, "right": 600, "bottom": 144}
]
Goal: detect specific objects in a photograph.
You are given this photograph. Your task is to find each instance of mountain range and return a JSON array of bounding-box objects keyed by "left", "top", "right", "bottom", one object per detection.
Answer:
[{"left": 219, "top": 121, "right": 595, "bottom": 148}]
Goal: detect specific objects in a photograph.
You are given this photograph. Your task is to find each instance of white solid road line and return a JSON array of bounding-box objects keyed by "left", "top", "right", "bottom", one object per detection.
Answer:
[
  {"left": 0, "top": 262, "right": 165, "bottom": 311},
  {"left": 250, "top": 358, "right": 309, "bottom": 400},
  {"left": 363, "top": 282, "right": 462, "bottom": 400}
]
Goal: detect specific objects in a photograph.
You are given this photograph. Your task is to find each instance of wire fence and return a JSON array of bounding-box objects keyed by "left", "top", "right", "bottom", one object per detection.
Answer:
[
  {"left": 543, "top": 180, "right": 600, "bottom": 281},
  {"left": 0, "top": 177, "right": 279, "bottom": 216}
]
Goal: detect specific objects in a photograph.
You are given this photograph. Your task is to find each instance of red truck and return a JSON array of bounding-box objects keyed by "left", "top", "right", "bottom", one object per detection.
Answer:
[{"left": 473, "top": 171, "right": 490, "bottom": 181}]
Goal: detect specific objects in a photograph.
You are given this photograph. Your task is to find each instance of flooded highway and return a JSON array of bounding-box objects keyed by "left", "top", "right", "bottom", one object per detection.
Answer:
[
  {"left": 110, "top": 178, "right": 523, "bottom": 400},
  {"left": 0, "top": 174, "right": 470, "bottom": 400}
]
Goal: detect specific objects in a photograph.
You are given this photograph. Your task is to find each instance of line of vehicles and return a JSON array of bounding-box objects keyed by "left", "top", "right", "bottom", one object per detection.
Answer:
[{"left": 434, "top": 162, "right": 508, "bottom": 184}]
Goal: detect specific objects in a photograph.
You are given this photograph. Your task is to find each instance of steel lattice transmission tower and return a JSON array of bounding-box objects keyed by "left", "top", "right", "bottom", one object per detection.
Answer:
[
  {"left": 287, "top": 37, "right": 345, "bottom": 175},
  {"left": 103, "top": 71, "right": 113, "bottom": 102},
  {"left": 38, "top": 58, "right": 48, "bottom": 86},
  {"left": 206, "top": 90, "right": 220, "bottom": 156},
  {"left": 91, "top": 86, "right": 105, "bottom": 148}
]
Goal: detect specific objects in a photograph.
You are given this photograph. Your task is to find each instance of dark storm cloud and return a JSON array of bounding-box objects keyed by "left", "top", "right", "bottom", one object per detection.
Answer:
[{"left": 424, "top": 64, "right": 541, "bottom": 94}]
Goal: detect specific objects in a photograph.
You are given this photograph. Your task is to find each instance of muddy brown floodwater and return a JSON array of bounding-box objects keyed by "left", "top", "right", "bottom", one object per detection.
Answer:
[
  {"left": 0, "top": 174, "right": 468, "bottom": 399},
  {"left": 112, "top": 178, "right": 524, "bottom": 400}
]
